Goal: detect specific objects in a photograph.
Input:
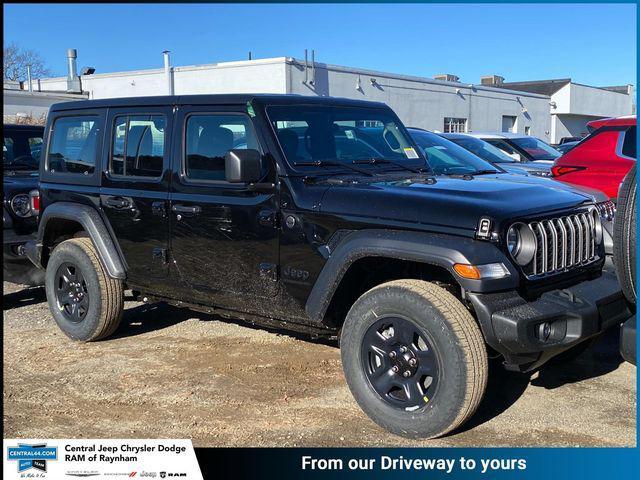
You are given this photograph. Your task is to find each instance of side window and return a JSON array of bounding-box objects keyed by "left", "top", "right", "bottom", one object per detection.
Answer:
[
  {"left": 622, "top": 126, "right": 636, "bottom": 159},
  {"left": 185, "top": 114, "right": 258, "bottom": 182},
  {"left": 4, "top": 131, "right": 43, "bottom": 168},
  {"left": 47, "top": 116, "right": 98, "bottom": 175},
  {"left": 111, "top": 115, "right": 166, "bottom": 177}
]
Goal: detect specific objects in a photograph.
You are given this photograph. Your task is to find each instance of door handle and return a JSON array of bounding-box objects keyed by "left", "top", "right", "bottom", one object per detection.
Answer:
[
  {"left": 171, "top": 204, "right": 201, "bottom": 215},
  {"left": 103, "top": 196, "right": 132, "bottom": 209}
]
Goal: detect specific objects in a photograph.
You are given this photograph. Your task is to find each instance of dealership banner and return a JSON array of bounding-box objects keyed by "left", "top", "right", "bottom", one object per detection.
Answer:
[
  {"left": 3, "top": 439, "right": 203, "bottom": 479},
  {"left": 193, "top": 447, "right": 640, "bottom": 479},
  {"left": 4, "top": 442, "right": 640, "bottom": 479}
]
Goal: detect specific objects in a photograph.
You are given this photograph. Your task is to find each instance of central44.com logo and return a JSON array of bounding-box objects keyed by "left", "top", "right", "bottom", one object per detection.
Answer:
[{"left": 6, "top": 443, "right": 58, "bottom": 474}]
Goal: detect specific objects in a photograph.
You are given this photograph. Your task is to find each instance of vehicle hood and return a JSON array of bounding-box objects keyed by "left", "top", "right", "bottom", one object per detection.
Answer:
[
  {"left": 319, "top": 173, "right": 596, "bottom": 233},
  {"left": 3, "top": 172, "right": 38, "bottom": 200}
]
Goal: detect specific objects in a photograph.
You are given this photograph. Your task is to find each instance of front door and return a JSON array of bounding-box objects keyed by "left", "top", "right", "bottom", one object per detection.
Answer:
[
  {"left": 100, "top": 106, "right": 173, "bottom": 286},
  {"left": 168, "top": 105, "right": 279, "bottom": 308}
]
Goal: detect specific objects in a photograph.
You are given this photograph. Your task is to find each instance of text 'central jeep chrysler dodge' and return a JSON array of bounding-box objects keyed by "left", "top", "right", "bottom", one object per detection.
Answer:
[{"left": 26, "top": 95, "right": 630, "bottom": 438}]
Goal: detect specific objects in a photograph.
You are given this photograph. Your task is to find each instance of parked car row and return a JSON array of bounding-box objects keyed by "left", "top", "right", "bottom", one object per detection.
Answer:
[{"left": 3, "top": 96, "right": 636, "bottom": 440}]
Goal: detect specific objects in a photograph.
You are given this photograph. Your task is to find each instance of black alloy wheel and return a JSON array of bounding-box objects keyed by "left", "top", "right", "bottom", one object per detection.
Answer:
[
  {"left": 361, "top": 316, "right": 439, "bottom": 410},
  {"left": 55, "top": 262, "right": 90, "bottom": 323}
]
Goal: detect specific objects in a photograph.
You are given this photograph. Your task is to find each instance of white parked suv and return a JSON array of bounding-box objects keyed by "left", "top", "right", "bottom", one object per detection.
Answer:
[{"left": 466, "top": 132, "right": 561, "bottom": 164}]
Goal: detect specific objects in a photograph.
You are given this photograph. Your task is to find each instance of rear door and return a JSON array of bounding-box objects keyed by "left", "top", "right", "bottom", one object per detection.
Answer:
[
  {"left": 100, "top": 106, "right": 173, "bottom": 286},
  {"left": 168, "top": 104, "right": 279, "bottom": 306}
]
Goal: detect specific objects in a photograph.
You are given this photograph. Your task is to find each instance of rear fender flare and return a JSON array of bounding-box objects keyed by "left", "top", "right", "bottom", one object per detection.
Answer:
[{"left": 32, "top": 202, "right": 126, "bottom": 279}]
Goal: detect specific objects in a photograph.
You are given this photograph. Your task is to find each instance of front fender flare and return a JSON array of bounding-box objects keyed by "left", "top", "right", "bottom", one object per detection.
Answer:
[
  {"left": 28, "top": 202, "right": 126, "bottom": 279},
  {"left": 305, "top": 229, "right": 518, "bottom": 324}
]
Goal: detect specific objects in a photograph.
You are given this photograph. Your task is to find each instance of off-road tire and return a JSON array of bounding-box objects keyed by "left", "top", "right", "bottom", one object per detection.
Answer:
[
  {"left": 45, "top": 237, "right": 123, "bottom": 341},
  {"left": 340, "top": 279, "right": 488, "bottom": 439},
  {"left": 613, "top": 164, "right": 636, "bottom": 306}
]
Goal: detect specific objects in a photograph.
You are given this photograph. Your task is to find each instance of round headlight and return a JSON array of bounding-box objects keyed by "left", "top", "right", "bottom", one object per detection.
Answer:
[
  {"left": 592, "top": 208, "right": 603, "bottom": 244},
  {"left": 506, "top": 222, "right": 537, "bottom": 266},
  {"left": 10, "top": 194, "right": 32, "bottom": 217},
  {"left": 506, "top": 225, "right": 520, "bottom": 255}
]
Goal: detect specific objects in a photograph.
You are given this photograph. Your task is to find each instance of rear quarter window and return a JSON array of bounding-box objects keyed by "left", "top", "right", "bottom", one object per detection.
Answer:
[
  {"left": 621, "top": 126, "right": 636, "bottom": 159},
  {"left": 47, "top": 116, "right": 99, "bottom": 175}
]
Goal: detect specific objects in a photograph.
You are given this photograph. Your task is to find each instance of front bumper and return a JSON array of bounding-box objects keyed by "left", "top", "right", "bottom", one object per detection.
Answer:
[
  {"left": 620, "top": 315, "right": 636, "bottom": 366},
  {"left": 469, "top": 271, "right": 631, "bottom": 371}
]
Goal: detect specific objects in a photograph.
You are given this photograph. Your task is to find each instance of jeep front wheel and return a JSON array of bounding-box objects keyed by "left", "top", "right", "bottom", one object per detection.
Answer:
[
  {"left": 340, "top": 279, "right": 488, "bottom": 439},
  {"left": 45, "top": 238, "right": 123, "bottom": 341}
]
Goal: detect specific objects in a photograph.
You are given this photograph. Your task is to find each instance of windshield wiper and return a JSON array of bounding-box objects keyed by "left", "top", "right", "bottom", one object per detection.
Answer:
[
  {"left": 295, "top": 160, "right": 375, "bottom": 176},
  {"left": 353, "top": 157, "right": 429, "bottom": 174}
]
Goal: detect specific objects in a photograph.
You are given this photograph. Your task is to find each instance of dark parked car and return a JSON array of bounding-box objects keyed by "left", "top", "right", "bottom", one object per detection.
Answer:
[
  {"left": 558, "top": 136, "right": 582, "bottom": 145},
  {"left": 469, "top": 132, "right": 561, "bottom": 164},
  {"left": 25, "top": 95, "right": 630, "bottom": 439},
  {"left": 614, "top": 165, "right": 636, "bottom": 365},
  {"left": 556, "top": 141, "right": 579, "bottom": 155},
  {"left": 3, "top": 124, "right": 45, "bottom": 286},
  {"left": 436, "top": 132, "right": 552, "bottom": 177}
]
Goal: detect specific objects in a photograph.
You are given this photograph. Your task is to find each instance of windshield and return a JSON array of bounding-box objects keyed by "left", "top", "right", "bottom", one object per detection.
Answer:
[
  {"left": 510, "top": 136, "right": 561, "bottom": 161},
  {"left": 448, "top": 136, "right": 516, "bottom": 164},
  {"left": 267, "top": 105, "right": 423, "bottom": 168},
  {"left": 3, "top": 128, "right": 43, "bottom": 171},
  {"left": 410, "top": 130, "right": 500, "bottom": 175}
]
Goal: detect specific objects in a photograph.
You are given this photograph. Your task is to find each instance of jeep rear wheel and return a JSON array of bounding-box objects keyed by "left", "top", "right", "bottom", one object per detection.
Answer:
[
  {"left": 340, "top": 279, "right": 488, "bottom": 439},
  {"left": 45, "top": 238, "right": 123, "bottom": 341}
]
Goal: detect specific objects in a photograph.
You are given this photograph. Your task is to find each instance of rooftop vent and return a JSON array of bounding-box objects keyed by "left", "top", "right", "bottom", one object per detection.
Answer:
[
  {"left": 434, "top": 74, "right": 460, "bottom": 83},
  {"left": 480, "top": 75, "right": 505, "bottom": 86},
  {"left": 66, "top": 48, "right": 82, "bottom": 93}
]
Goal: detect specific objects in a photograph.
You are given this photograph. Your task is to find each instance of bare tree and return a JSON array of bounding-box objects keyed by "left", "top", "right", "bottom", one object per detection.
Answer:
[{"left": 3, "top": 42, "right": 51, "bottom": 82}]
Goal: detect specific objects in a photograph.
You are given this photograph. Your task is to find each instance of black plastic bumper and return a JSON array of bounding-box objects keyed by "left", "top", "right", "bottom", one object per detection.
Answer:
[
  {"left": 620, "top": 315, "right": 636, "bottom": 366},
  {"left": 469, "top": 271, "right": 631, "bottom": 371}
]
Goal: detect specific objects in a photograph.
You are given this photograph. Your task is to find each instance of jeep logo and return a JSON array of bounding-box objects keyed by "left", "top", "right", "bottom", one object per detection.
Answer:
[{"left": 282, "top": 265, "right": 310, "bottom": 282}]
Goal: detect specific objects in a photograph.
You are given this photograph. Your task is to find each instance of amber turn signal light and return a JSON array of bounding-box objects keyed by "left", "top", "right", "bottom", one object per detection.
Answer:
[{"left": 453, "top": 263, "right": 510, "bottom": 280}]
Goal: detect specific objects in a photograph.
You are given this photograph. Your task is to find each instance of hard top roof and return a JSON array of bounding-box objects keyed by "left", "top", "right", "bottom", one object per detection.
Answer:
[
  {"left": 438, "top": 132, "right": 474, "bottom": 139},
  {"left": 49, "top": 94, "right": 390, "bottom": 112},
  {"left": 465, "top": 131, "right": 530, "bottom": 139},
  {"left": 3, "top": 123, "right": 45, "bottom": 131}
]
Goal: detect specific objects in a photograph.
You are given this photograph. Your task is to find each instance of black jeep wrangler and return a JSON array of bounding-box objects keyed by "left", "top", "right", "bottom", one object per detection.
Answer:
[
  {"left": 25, "top": 95, "right": 630, "bottom": 439},
  {"left": 3, "top": 124, "right": 45, "bottom": 286}
]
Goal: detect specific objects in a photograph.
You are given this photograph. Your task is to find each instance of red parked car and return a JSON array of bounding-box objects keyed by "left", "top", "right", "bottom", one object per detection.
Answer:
[{"left": 552, "top": 115, "right": 636, "bottom": 199}]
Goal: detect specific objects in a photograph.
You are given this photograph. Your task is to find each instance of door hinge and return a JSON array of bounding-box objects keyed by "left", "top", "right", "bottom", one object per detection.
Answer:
[
  {"left": 152, "top": 248, "right": 169, "bottom": 264},
  {"left": 259, "top": 263, "right": 279, "bottom": 282}
]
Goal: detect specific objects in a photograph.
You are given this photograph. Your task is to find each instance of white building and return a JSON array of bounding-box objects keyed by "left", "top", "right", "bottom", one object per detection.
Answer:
[
  {"left": 495, "top": 78, "right": 635, "bottom": 142},
  {"left": 3, "top": 88, "right": 87, "bottom": 124},
  {"left": 8, "top": 52, "right": 635, "bottom": 143}
]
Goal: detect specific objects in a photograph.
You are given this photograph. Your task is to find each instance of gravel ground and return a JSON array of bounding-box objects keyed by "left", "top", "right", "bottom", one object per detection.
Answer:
[{"left": 3, "top": 281, "right": 636, "bottom": 447}]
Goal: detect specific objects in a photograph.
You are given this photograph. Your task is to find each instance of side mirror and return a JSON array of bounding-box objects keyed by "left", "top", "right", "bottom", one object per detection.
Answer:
[{"left": 225, "top": 149, "right": 263, "bottom": 183}]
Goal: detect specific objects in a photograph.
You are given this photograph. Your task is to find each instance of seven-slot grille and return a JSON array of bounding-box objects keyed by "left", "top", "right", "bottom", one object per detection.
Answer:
[{"left": 524, "top": 210, "right": 599, "bottom": 277}]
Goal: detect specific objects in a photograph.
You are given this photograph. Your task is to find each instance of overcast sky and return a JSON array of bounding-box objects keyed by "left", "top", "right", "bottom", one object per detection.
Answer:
[{"left": 4, "top": 3, "right": 637, "bottom": 87}]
